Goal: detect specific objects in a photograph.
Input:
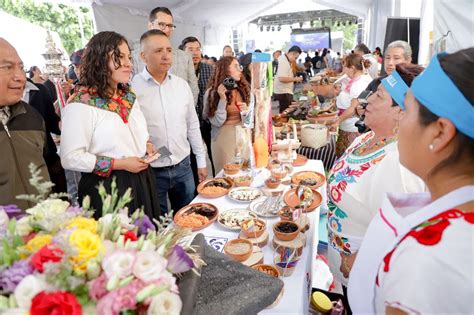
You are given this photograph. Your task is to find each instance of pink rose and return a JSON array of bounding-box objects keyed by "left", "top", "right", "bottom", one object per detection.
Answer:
[
  {"left": 96, "top": 279, "right": 145, "bottom": 315},
  {"left": 88, "top": 273, "right": 108, "bottom": 301}
]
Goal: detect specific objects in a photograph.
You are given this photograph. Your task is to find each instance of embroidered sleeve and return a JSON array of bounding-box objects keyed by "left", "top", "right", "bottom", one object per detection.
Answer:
[{"left": 93, "top": 156, "right": 114, "bottom": 177}]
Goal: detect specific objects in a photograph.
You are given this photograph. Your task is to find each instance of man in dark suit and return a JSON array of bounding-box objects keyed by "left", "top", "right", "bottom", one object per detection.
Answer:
[{"left": 24, "top": 78, "right": 66, "bottom": 193}]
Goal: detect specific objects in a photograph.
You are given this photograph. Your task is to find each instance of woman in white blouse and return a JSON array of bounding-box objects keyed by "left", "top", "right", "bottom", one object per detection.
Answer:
[
  {"left": 326, "top": 64, "right": 426, "bottom": 312},
  {"left": 334, "top": 53, "right": 373, "bottom": 157},
  {"left": 60, "top": 31, "right": 160, "bottom": 219}
]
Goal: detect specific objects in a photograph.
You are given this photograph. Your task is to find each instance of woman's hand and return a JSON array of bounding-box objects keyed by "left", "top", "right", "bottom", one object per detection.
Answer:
[
  {"left": 217, "top": 84, "right": 227, "bottom": 100},
  {"left": 339, "top": 252, "right": 358, "bottom": 278},
  {"left": 115, "top": 157, "right": 149, "bottom": 173},
  {"left": 146, "top": 142, "right": 156, "bottom": 156}
]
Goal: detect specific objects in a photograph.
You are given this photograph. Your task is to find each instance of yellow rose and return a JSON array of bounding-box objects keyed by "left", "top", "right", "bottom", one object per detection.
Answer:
[
  {"left": 20, "top": 234, "right": 53, "bottom": 258},
  {"left": 66, "top": 217, "right": 98, "bottom": 234},
  {"left": 69, "top": 229, "right": 103, "bottom": 272}
]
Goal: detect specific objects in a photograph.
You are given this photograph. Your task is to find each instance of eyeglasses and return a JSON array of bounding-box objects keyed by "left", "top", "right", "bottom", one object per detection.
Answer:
[{"left": 152, "top": 21, "right": 177, "bottom": 30}]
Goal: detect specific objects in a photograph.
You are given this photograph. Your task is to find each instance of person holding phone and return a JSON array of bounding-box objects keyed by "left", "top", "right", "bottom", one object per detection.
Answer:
[{"left": 60, "top": 31, "right": 160, "bottom": 219}]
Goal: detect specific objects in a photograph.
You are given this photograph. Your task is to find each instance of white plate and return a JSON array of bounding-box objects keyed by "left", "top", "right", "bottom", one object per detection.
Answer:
[
  {"left": 250, "top": 197, "right": 280, "bottom": 218},
  {"left": 217, "top": 208, "right": 258, "bottom": 230},
  {"left": 228, "top": 187, "right": 262, "bottom": 203}
]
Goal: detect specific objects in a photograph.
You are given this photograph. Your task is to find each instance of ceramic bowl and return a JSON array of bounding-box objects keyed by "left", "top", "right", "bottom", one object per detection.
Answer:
[
  {"left": 273, "top": 221, "right": 300, "bottom": 241},
  {"left": 251, "top": 264, "right": 280, "bottom": 278},
  {"left": 240, "top": 218, "right": 266, "bottom": 238},
  {"left": 265, "top": 176, "right": 281, "bottom": 189},
  {"left": 233, "top": 175, "right": 253, "bottom": 187},
  {"left": 224, "top": 239, "right": 253, "bottom": 262},
  {"left": 223, "top": 163, "right": 241, "bottom": 175}
]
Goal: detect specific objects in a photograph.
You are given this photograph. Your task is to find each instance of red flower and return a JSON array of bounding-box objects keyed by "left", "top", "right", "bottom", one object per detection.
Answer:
[
  {"left": 409, "top": 219, "right": 451, "bottom": 246},
  {"left": 123, "top": 230, "right": 138, "bottom": 242},
  {"left": 30, "top": 245, "right": 64, "bottom": 273},
  {"left": 30, "top": 291, "right": 82, "bottom": 315}
]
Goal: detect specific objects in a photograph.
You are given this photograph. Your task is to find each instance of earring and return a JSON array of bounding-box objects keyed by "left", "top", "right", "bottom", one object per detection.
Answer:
[{"left": 429, "top": 144, "right": 434, "bottom": 151}]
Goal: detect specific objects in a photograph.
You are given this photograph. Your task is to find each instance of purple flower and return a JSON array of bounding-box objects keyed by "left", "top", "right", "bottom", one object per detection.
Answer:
[
  {"left": 166, "top": 245, "right": 194, "bottom": 273},
  {"left": 0, "top": 259, "right": 33, "bottom": 294},
  {"left": 134, "top": 215, "right": 155, "bottom": 235},
  {"left": 0, "top": 204, "right": 25, "bottom": 220},
  {"left": 66, "top": 206, "right": 84, "bottom": 216}
]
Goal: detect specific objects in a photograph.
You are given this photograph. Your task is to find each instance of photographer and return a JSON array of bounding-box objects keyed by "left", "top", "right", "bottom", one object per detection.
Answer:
[{"left": 202, "top": 56, "right": 250, "bottom": 172}]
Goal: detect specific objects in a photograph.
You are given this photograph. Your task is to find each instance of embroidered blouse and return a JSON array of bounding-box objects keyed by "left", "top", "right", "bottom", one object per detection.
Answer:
[
  {"left": 375, "top": 209, "right": 474, "bottom": 314},
  {"left": 326, "top": 131, "right": 424, "bottom": 285},
  {"left": 60, "top": 87, "right": 149, "bottom": 177}
]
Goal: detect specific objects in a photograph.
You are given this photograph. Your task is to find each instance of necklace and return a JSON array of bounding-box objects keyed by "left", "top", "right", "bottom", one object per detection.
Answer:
[{"left": 353, "top": 135, "right": 397, "bottom": 156}]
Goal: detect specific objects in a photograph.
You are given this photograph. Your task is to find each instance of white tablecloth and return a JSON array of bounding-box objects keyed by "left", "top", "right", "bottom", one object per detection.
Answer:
[{"left": 190, "top": 160, "right": 327, "bottom": 314}]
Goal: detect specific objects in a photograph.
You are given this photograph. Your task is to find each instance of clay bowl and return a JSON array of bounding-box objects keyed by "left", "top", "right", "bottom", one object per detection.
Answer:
[
  {"left": 291, "top": 171, "right": 326, "bottom": 190},
  {"left": 197, "top": 178, "right": 233, "bottom": 198},
  {"left": 233, "top": 175, "right": 253, "bottom": 187},
  {"left": 273, "top": 221, "right": 300, "bottom": 241},
  {"left": 278, "top": 206, "right": 294, "bottom": 221},
  {"left": 292, "top": 154, "right": 308, "bottom": 167},
  {"left": 251, "top": 264, "right": 280, "bottom": 278},
  {"left": 265, "top": 176, "right": 281, "bottom": 189},
  {"left": 223, "top": 163, "right": 241, "bottom": 175},
  {"left": 283, "top": 188, "right": 323, "bottom": 212},
  {"left": 240, "top": 218, "right": 266, "bottom": 238},
  {"left": 174, "top": 203, "right": 218, "bottom": 231},
  {"left": 224, "top": 239, "right": 253, "bottom": 262},
  {"left": 271, "top": 168, "right": 288, "bottom": 180}
]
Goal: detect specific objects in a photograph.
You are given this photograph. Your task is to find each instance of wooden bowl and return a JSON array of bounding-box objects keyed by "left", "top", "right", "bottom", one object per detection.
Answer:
[
  {"left": 224, "top": 239, "right": 253, "bottom": 262},
  {"left": 251, "top": 264, "right": 280, "bottom": 278},
  {"left": 197, "top": 178, "right": 233, "bottom": 198},
  {"left": 283, "top": 188, "right": 323, "bottom": 212},
  {"left": 273, "top": 221, "right": 300, "bottom": 241},
  {"left": 233, "top": 175, "right": 252, "bottom": 187},
  {"left": 241, "top": 218, "right": 266, "bottom": 238},
  {"left": 224, "top": 163, "right": 241, "bottom": 175},
  {"left": 265, "top": 177, "right": 281, "bottom": 189},
  {"left": 291, "top": 171, "right": 326, "bottom": 190}
]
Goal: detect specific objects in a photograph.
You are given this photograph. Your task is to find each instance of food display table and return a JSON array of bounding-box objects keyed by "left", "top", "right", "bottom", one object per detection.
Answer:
[{"left": 190, "top": 160, "right": 327, "bottom": 314}]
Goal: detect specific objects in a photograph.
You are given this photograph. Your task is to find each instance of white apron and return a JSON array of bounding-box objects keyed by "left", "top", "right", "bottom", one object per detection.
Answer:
[{"left": 347, "top": 185, "right": 474, "bottom": 314}]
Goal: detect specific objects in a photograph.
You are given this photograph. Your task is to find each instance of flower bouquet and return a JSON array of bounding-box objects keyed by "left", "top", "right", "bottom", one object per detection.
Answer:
[{"left": 0, "top": 164, "right": 203, "bottom": 315}]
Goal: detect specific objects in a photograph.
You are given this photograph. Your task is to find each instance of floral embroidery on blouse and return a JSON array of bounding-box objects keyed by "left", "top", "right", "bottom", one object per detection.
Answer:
[
  {"left": 328, "top": 229, "right": 352, "bottom": 255},
  {"left": 93, "top": 156, "right": 114, "bottom": 178},
  {"left": 380, "top": 209, "right": 474, "bottom": 276},
  {"left": 70, "top": 86, "right": 136, "bottom": 123}
]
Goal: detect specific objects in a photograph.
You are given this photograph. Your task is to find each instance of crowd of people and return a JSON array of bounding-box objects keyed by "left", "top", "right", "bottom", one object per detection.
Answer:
[{"left": 0, "top": 4, "right": 473, "bottom": 314}]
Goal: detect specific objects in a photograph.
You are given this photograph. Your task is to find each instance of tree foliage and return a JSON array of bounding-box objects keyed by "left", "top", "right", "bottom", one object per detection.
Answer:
[{"left": 0, "top": 0, "right": 94, "bottom": 54}]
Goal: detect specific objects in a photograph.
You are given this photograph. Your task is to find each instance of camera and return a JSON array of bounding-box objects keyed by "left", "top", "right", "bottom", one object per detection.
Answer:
[
  {"left": 354, "top": 90, "right": 373, "bottom": 133},
  {"left": 223, "top": 77, "right": 238, "bottom": 90}
]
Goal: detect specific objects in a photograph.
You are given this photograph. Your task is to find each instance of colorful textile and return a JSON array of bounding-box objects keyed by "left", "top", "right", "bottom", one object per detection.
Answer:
[
  {"left": 71, "top": 87, "right": 136, "bottom": 123},
  {"left": 326, "top": 131, "right": 424, "bottom": 285},
  {"left": 93, "top": 156, "right": 114, "bottom": 178}
]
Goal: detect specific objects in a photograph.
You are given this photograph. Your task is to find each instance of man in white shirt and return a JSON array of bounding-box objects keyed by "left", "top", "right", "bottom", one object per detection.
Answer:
[
  {"left": 148, "top": 7, "right": 199, "bottom": 105},
  {"left": 132, "top": 30, "right": 207, "bottom": 214},
  {"left": 273, "top": 45, "right": 303, "bottom": 113},
  {"left": 354, "top": 43, "right": 379, "bottom": 79}
]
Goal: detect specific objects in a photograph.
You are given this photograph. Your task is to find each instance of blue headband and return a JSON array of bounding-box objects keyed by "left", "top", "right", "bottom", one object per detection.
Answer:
[
  {"left": 411, "top": 53, "right": 473, "bottom": 138},
  {"left": 381, "top": 70, "right": 409, "bottom": 110}
]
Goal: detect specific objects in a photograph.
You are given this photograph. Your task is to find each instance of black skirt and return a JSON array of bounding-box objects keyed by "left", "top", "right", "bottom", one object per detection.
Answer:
[{"left": 78, "top": 166, "right": 160, "bottom": 220}]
